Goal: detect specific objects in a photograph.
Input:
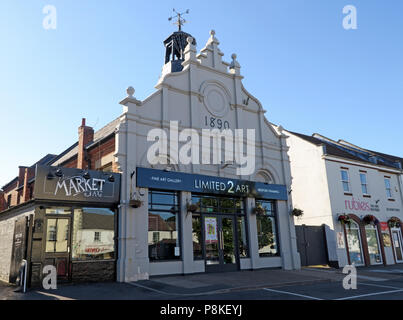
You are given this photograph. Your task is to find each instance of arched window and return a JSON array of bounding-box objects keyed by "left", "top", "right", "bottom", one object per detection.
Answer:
[
  {"left": 254, "top": 170, "right": 274, "bottom": 184},
  {"left": 345, "top": 221, "right": 365, "bottom": 266},
  {"left": 365, "top": 224, "right": 383, "bottom": 265}
]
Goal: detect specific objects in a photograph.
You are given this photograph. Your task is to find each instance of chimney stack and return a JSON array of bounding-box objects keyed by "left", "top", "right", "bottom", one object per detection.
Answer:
[{"left": 77, "top": 118, "right": 94, "bottom": 169}]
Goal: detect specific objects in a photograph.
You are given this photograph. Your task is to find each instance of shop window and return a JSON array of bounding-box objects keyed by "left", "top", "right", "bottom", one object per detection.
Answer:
[
  {"left": 256, "top": 200, "right": 279, "bottom": 257},
  {"left": 365, "top": 224, "right": 383, "bottom": 265},
  {"left": 192, "top": 214, "right": 203, "bottom": 260},
  {"left": 72, "top": 207, "right": 115, "bottom": 261},
  {"left": 341, "top": 169, "right": 350, "bottom": 193},
  {"left": 148, "top": 190, "right": 180, "bottom": 261},
  {"left": 345, "top": 221, "right": 365, "bottom": 266},
  {"left": 237, "top": 216, "right": 248, "bottom": 258},
  {"left": 360, "top": 173, "right": 369, "bottom": 195},
  {"left": 384, "top": 177, "right": 393, "bottom": 198}
]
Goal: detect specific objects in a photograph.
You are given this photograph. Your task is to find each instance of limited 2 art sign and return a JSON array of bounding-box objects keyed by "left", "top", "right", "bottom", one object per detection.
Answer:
[
  {"left": 136, "top": 167, "right": 288, "bottom": 200},
  {"left": 34, "top": 165, "right": 121, "bottom": 204}
]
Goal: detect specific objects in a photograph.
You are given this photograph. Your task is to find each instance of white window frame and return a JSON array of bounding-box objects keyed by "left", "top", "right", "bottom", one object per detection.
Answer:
[
  {"left": 384, "top": 177, "right": 393, "bottom": 199},
  {"left": 360, "top": 172, "right": 369, "bottom": 195},
  {"left": 341, "top": 169, "right": 351, "bottom": 193}
]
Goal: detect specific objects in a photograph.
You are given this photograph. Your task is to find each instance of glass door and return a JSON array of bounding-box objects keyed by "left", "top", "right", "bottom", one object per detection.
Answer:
[
  {"left": 44, "top": 216, "right": 72, "bottom": 282},
  {"left": 392, "top": 228, "right": 403, "bottom": 263},
  {"left": 204, "top": 215, "right": 238, "bottom": 272}
]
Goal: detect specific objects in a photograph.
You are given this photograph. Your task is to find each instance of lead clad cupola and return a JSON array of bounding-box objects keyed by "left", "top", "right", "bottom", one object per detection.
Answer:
[{"left": 163, "top": 9, "right": 196, "bottom": 73}]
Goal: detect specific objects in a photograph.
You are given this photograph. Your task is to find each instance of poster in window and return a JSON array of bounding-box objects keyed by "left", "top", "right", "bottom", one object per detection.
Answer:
[
  {"left": 383, "top": 232, "right": 392, "bottom": 247},
  {"left": 205, "top": 217, "right": 218, "bottom": 243},
  {"left": 337, "top": 232, "right": 345, "bottom": 249}
]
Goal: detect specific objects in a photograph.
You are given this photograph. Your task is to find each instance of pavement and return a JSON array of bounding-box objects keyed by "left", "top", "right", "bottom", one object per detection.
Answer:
[{"left": 2, "top": 264, "right": 403, "bottom": 300}]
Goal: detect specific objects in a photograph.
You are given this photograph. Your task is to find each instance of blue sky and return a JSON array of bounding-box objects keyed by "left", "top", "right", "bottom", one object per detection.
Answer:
[{"left": 0, "top": 1, "right": 402, "bottom": 186}]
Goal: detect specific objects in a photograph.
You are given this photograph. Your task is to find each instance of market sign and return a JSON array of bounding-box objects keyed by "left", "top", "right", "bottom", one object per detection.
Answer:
[
  {"left": 34, "top": 165, "right": 121, "bottom": 204},
  {"left": 136, "top": 167, "right": 288, "bottom": 200}
]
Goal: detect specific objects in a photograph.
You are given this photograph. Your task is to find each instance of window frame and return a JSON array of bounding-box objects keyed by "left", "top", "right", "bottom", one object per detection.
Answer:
[
  {"left": 255, "top": 199, "right": 280, "bottom": 257},
  {"left": 359, "top": 172, "right": 369, "bottom": 195},
  {"left": 340, "top": 169, "right": 351, "bottom": 193},
  {"left": 148, "top": 189, "right": 182, "bottom": 262},
  {"left": 384, "top": 177, "right": 393, "bottom": 199}
]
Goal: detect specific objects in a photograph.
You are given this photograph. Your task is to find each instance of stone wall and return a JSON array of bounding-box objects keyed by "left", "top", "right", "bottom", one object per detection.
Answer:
[{"left": 71, "top": 260, "right": 115, "bottom": 283}]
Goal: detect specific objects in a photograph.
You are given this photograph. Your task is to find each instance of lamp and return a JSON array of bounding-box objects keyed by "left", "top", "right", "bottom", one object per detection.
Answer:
[
  {"left": 108, "top": 175, "right": 115, "bottom": 182},
  {"left": 55, "top": 169, "right": 63, "bottom": 177},
  {"left": 83, "top": 171, "right": 90, "bottom": 179}
]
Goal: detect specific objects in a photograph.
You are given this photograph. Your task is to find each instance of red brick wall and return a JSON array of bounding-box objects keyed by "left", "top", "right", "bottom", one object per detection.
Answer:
[{"left": 88, "top": 136, "right": 116, "bottom": 170}]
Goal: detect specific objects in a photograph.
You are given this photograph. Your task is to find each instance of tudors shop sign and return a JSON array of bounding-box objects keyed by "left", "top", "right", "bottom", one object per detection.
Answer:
[
  {"left": 136, "top": 167, "right": 288, "bottom": 200},
  {"left": 34, "top": 165, "right": 121, "bottom": 204}
]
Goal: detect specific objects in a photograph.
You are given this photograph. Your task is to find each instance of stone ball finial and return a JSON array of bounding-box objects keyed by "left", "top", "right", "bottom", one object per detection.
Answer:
[
  {"left": 210, "top": 29, "right": 216, "bottom": 36},
  {"left": 231, "top": 53, "right": 237, "bottom": 60},
  {"left": 127, "top": 86, "right": 135, "bottom": 97}
]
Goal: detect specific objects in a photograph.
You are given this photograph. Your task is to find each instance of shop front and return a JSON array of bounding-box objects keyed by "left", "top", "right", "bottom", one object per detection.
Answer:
[
  {"left": 133, "top": 167, "right": 291, "bottom": 276},
  {"left": 2, "top": 165, "right": 121, "bottom": 287}
]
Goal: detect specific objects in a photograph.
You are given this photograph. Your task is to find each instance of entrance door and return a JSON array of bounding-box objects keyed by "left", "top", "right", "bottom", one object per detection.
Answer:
[
  {"left": 204, "top": 215, "right": 238, "bottom": 272},
  {"left": 44, "top": 216, "right": 72, "bottom": 282},
  {"left": 392, "top": 228, "right": 403, "bottom": 263}
]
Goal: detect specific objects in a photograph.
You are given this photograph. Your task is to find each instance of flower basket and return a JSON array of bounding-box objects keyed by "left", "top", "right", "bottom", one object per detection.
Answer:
[
  {"left": 292, "top": 208, "right": 304, "bottom": 218},
  {"left": 388, "top": 217, "right": 401, "bottom": 228},
  {"left": 338, "top": 214, "right": 352, "bottom": 227},
  {"left": 363, "top": 215, "right": 379, "bottom": 226},
  {"left": 186, "top": 203, "right": 199, "bottom": 213},
  {"left": 129, "top": 199, "right": 143, "bottom": 208},
  {"left": 252, "top": 206, "right": 266, "bottom": 215}
]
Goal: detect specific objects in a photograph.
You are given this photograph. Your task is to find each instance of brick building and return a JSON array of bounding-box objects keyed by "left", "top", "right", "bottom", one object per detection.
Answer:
[{"left": 0, "top": 118, "right": 121, "bottom": 285}]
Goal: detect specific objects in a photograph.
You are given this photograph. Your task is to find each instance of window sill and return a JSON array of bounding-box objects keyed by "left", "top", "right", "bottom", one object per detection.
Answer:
[
  {"left": 388, "top": 198, "right": 396, "bottom": 202},
  {"left": 344, "top": 193, "right": 353, "bottom": 196},
  {"left": 363, "top": 195, "right": 371, "bottom": 198}
]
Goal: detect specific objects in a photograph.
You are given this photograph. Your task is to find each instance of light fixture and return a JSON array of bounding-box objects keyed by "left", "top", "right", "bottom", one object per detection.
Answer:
[
  {"left": 46, "top": 172, "right": 54, "bottom": 180},
  {"left": 55, "top": 169, "right": 63, "bottom": 177},
  {"left": 108, "top": 175, "right": 115, "bottom": 182},
  {"left": 83, "top": 172, "right": 90, "bottom": 179}
]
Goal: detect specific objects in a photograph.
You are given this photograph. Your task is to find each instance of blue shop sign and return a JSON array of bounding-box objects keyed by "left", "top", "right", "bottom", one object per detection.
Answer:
[{"left": 136, "top": 167, "right": 288, "bottom": 200}]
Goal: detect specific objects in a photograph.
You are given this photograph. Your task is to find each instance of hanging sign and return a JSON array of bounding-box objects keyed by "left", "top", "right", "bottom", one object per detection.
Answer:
[{"left": 205, "top": 217, "right": 218, "bottom": 243}]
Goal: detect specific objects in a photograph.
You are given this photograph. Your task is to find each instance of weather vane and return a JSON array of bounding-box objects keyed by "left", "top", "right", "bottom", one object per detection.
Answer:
[{"left": 168, "top": 8, "right": 190, "bottom": 32}]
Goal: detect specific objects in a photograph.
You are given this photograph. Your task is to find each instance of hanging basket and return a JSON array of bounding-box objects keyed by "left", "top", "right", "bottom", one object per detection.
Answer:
[
  {"left": 363, "top": 215, "right": 379, "bottom": 226},
  {"left": 291, "top": 208, "right": 304, "bottom": 218},
  {"left": 338, "top": 214, "right": 352, "bottom": 227},
  {"left": 252, "top": 206, "right": 266, "bottom": 215},
  {"left": 388, "top": 217, "right": 401, "bottom": 228}
]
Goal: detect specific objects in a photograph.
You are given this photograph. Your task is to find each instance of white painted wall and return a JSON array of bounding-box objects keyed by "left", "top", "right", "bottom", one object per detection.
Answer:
[
  {"left": 115, "top": 30, "right": 300, "bottom": 281},
  {"left": 285, "top": 130, "right": 403, "bottom": 268}
]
